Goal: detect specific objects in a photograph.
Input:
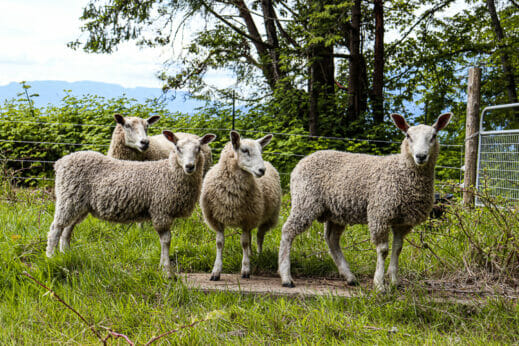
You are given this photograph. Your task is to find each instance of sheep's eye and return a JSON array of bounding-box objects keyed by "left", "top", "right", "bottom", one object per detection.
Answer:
[
  {"left": 406, "top": 134, "right": 412, "bottom": 142},
  {"left": 431, "top": 133, "right": 437, "bottom": 141},
  {"left": 197, "top": 147, "right": 201, "bottom": 153},
  {"left": 124, "top": 124, "right": 131, "bottom": 129},
  {"left": 241, "top": 148, "right": 249, "bottom": 155}
]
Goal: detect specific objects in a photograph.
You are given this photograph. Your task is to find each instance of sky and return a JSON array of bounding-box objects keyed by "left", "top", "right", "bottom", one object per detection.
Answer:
[
  {"left": 0, "top": 0, "right": 234, "bottom": 89},
  {"left": 0, "top": 0, "right": 468, "bottom": 91}
]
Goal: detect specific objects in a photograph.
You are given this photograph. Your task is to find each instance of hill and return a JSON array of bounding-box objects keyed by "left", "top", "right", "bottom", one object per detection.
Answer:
[{"left": 0, "top": 80, "right": 207, "bottom": 114}]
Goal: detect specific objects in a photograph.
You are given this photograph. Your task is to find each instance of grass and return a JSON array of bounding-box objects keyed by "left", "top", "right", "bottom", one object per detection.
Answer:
[{"left": 0, "top": 187, "right": 518, "bottom": 344}]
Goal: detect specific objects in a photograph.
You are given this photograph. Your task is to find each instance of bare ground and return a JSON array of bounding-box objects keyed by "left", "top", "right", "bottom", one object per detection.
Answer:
[{"left": 180, "top": 273, "right": 519, "bottom": 304}]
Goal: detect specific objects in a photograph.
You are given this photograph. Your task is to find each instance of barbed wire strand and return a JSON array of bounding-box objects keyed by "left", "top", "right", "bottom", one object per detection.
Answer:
[
  {"left": 0, "top": 119, "right": 463, "bottom": 147},
  {"left": 1, "top": 119, "right": 464, "bottom": 182}
]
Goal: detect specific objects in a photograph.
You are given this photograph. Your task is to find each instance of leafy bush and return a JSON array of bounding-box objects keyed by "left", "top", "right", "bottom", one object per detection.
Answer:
[{"left": 0, "top": 90, "right": 463, "bottom": 187}]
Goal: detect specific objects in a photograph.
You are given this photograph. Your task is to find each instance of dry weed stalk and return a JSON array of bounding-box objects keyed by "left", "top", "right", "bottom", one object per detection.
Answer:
[{"left": 21, "top": 271, "right": 222, "bottom": 345}]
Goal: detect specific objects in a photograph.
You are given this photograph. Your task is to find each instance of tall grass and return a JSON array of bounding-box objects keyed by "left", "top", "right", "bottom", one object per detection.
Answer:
[{"left": 0, "top": 187, "right": 518, "bottom": 344}]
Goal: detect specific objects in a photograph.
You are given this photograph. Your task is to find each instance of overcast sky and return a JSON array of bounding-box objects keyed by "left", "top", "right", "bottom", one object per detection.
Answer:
[
  {"left": 0, "top": 0, "right": 235, "bottom": 89},
  {"left": 1, "top": 0, "right": 468, "bottom": 90}
]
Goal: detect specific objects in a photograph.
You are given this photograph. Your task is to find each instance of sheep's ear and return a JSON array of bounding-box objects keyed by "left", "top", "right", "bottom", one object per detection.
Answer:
[
  {"left": 147, "top": 115, "right": 161, "bottom": 126},
  {"left": 114, "top": 114, "right": 125, "bottom": 126},
  {"left": 230, "top": 131, "right": 240, "bottom": 150},
  {"left": 200, "top": 133, "right": 216, "bottom": 145},
  {"left": 163, "top": 130, "right": 178, "bottom": 145},
  {"left": 433, "top": 112, "right": 452, "bottom": 132},
  {"left": 391, "top": 113, "right": 409, "bottom": 133},
  {"left": 257, "top": 134, "right": 273, "bottom": 149}
]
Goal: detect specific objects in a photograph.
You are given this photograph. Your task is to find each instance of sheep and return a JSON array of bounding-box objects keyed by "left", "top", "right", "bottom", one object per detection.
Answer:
[
  {"left": 200, "top": 131, "right": 282, "bottom": 281},
  {"left": 46, "top": 130, "right": 216, "bottom": 277},
  {"left": 107, "top": 113, "right": 213, "bottom": 175},
  {"left": 278, "top": 112, "right": 452, "bottom": 291}
]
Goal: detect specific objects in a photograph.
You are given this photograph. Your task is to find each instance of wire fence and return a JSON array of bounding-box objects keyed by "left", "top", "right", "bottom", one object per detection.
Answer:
[{"left": 0, "top": 118, "right": 464, "bottom": 184}]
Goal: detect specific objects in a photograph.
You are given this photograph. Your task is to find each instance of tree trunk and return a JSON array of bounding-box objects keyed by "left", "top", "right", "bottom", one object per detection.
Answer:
[
  {"left": 232, "top": 0, "right": 280, "bottom": 89},
  {"left": 346, "top": 0, "right": 368, "bottom": 124},
  {"left": 486, "top": 0, "right": 517, "bottom": 103},
  {"left": 261, "top": 0, "right": 283, "bottom": 84},
  {"left": 372, "top": 0, "right": 385, "bottom": 123},
  {"left": 309, "top": 44, "right": 335, "bottom": 136}
]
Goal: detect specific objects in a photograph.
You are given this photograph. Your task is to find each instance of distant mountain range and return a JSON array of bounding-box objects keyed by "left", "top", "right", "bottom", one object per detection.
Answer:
[{"left": 0, "top": 80, "right": 207, "bottom": 114}]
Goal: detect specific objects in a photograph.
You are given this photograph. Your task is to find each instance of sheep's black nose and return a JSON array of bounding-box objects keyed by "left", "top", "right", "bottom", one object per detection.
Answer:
[
  {"left": 140, "top": 139, "right": 150, "bottom": 150},
  {"left": 185, "top": 164, "right": 195, "bottom": 172},
  {"left": 258, "top": 168, "right": 265, "bottom": 176},
  {"left": 415, "top": 154, "right": 427, "bottom": 163}
]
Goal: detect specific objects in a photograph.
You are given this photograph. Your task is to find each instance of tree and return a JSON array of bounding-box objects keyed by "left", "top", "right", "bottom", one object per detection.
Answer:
[
  {"left": 71, "top": 0, "right": 518, "bottom": 141},
  {"left": 371, "top": 0, "right": 384, "bottom": 124},
  {"left": 485, "top": 0, "right": 517, "bottom": 103},
  {"left": 71, "top": 0, "right": 373, "bottom": 136}
]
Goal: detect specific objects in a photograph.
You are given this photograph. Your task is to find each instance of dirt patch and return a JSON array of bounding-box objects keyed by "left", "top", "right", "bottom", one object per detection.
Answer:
[
  {"left": 180, "top": 273, "right": 519, "bottom": 303},
  {"left": 180, "top": 273, "right": 363, "bottom": 298}
]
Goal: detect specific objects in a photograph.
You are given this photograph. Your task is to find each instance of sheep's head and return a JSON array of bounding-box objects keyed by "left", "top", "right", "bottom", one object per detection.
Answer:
[
  {"left": 230, "top": 130, "right": 272, "bottom": 178},
  {"left": 163, "top": 131, "right": 216, "bottom": 175},
  {"left": 114, "top": 114, "right": 160, "bottom": 152},
  {"left": 391, "top": 112, "right": 452, "bottom": 166}
]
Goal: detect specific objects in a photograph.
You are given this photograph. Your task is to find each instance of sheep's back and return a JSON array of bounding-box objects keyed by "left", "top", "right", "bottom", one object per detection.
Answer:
[
  {"left": 290, "top": 150, "right": 383, "bottom": 225},
  {"left": 54, "top": 151, "right": 201, "bottom": 224},
  {"left": 291, "top": 149, "right": 435, "bottom": 227}
]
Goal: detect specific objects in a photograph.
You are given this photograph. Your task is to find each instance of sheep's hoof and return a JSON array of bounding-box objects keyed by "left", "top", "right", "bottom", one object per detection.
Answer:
[
  {"left": 282, "top": 281, "right": 295, "bottom": 288},
  {"left": 210, "top": 274, "right": 220, "bottom": 281},
  {"left": 347, "top": 280, "right": 359, "bottom": 287},
  {"left": 241, "top": 273, "right": 250, "bottom": 279}
]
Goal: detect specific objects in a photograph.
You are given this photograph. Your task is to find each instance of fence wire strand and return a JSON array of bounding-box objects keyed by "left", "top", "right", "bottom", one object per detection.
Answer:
[{"left": 1, "top": 118, "right": 464, "bottom": 183}]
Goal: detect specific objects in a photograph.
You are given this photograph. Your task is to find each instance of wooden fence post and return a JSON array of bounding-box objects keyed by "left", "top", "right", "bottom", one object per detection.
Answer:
[{"left": 463, "top": 67, "right": 481, "bottom": 207}]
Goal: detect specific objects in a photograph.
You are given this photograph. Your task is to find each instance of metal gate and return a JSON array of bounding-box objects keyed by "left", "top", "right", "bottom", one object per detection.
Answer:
[{"left": 476, "top": 103, "right": 519, "bottom": 206}]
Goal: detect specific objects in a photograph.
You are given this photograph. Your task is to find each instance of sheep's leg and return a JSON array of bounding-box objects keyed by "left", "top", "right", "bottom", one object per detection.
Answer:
[
  {"left": 210, "top": 226, "right": 225, "bottom": 281},
  {"left": 247, "top": 231, "right": 252, "bottom": 257},
  {"left": 157, "top": 228, "right": 173, "bottom": 279},
  {"left": 47, "top": 203, "right": 78, "bottom": 257},
  {"left": 241, "top": 229, "right": 252, "bottom": 278},
  {"left": 59, "top": 225, "right": 75, "bottom": 253},
  {"left": 372, "top": 233, "right": 389, "bottom": 291},
  {"left": 46, "top": 221, "right": 65, "bottom": 257},
  {"left": 369, "top": 216, "right": 390, "bottom": 291},
  {"left": 278, "top": 212, "right": 315, "bottom": 288},
  {"left": 59, "top": 213, "right": 87, "bottom": 253},
  {"left": 256, "top": 224, "right": 268, "bottom": 254},
  {"left": 324, "top": 222, "right": 358, "bottom": 285},
  {"left": 387, "top": 226, "right": 412, "bottom": 287},
  {"left": 374, "top": 241, "right": 389, "bottom": 291}
]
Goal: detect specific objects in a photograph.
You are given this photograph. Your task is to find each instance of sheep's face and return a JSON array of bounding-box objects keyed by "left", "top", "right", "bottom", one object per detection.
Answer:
[
  {"left": 114, "top": 114, "right": 160, "bottom": 152},
  {"left": 391, "top": 112, "right": 452, "bottom": 166},
  {"left": 163, "top": 131, "right": 216, "bottom": 175},
  {"left": 230, "top": 131, "right": 273, "bottom": 178}
]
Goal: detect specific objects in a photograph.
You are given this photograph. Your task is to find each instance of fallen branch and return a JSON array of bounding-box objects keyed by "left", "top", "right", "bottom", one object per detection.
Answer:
[
  {"left": 21, "top": 271, "right": 104, "bottom": 343},
  {"left": 101, "top": 329, "right": 135, "bottom": 345},
  {"left": 21, "top": 271, "right": 223, "bottom": 345}
]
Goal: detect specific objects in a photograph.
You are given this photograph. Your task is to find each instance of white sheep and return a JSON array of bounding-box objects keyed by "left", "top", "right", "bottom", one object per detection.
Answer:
[
  {"left": 200, "top": 131, "right": 282, "bottom": 280},
  {"left": 47, "top": 131, "right": 216, "bottom": 277},
  {"left": 278, "top": 113, "right": 452, "bottom": 291},
  {"left": 107, "top": 114, "right": 213, "bottom": 175}
]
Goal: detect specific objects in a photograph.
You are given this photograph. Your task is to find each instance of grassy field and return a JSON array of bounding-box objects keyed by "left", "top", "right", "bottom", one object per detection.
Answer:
[{"left": 1, "top": 186, "right": 518, "bottom": 344}]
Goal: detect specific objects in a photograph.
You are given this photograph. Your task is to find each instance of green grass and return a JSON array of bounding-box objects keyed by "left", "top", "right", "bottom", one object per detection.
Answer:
[{"left": 0, "top": 188, "right": 518, "bottom": 344}]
